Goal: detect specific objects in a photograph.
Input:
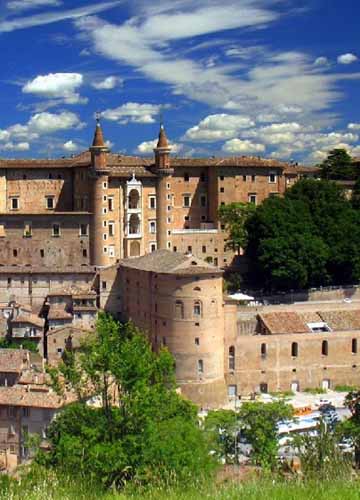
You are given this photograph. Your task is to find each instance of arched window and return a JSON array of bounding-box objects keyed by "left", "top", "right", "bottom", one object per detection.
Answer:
[
  {"left": 193, "top": 286, "right": 201, "bottom": 291},
  {"left": 197, "top": 359, "right": 204, "bottom": 374},
  {"left": 322, "top": 340, "right": 328, "bottom": 356},
  {"left": 261, "top": 343, "right": 267, "bottom": 358},
  {"left": 175, "top": 300, "right": 184, "bottom": 319},
  {"left": 229, "top": 346, "right": 235, "bottom": 370},
  {"left": 128, "top": 189, "right": 140, "bottom": 209},
  {"left": 129, "top": 214, "right": 140, "bottom": 234},
  {"left": 352, "top": 338, "right": 357, "bottom": 354},
  {"left": 291, "top": 342, "right": 298, "bottom": 357},
  {"left": 193, "top": 300, "right": 202, "bottom": 317}
]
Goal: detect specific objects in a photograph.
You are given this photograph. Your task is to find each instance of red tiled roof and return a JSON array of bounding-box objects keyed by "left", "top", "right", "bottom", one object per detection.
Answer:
[
  {"left": 318, "top": 310, "right": 360, "bottom": 331},
  {"left": 0, "top": 386, "right": 76, "bottom": 409},
  {"left": 259, "top": 312, "right": 310, "bottom": 335},
  {"left": 0, "top": 349, "right": 30, "bottom": 373}
]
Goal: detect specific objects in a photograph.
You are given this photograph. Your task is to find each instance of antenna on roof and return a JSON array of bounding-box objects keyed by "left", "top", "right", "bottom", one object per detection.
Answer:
[
  {"left": 159, "top": 111, "right": 164, "bottom": 129},
  {"left": 95, "top": 111, "right": 102, "bottom": 123}
]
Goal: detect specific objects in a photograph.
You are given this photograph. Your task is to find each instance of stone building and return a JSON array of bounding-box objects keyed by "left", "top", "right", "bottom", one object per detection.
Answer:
[
  {"left": 0, "top": 120, "right": 316, "bottom": 284},
  {"left": 99, "top": 250, "right": 360, "bottom": 407}
]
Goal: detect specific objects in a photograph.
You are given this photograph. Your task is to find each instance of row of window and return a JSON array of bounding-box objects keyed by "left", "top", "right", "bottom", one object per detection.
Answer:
[
  {"left": 10, "top": 196, "right": 57, "bottom": 211},
  {"left": 8, "top": 248, "right": 88, "bottom": 260},
  {"left": 260, "top": 339, "right": 359, "bottom": 359},
  {"left": 0, "top": 223, "right": 89, "bottom": 238},
  {"left": 218, "top": 173, "right": 278, "bottom": 184}
]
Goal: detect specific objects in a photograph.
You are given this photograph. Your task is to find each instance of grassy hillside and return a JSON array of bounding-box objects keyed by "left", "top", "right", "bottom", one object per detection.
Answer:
[{"left": 1, "top": 471, "right": 360, "bottom": 500}]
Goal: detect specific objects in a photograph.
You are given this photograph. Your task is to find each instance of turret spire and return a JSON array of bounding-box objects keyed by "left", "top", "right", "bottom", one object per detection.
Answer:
[{"left": 92, "top": 115, "right": 107, "bottom": 149}]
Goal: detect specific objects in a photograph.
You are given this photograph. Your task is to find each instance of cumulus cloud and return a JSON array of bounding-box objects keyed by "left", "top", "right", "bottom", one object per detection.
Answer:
[
  {"left": 92, "top": 76, "right": 123, "bottom": 90},
  {"left": 337, "top": 53, "right": 358, "bottom": 65},
  {"left": 6, "top": 0, "right": 62, "bottom": 11},
  {"left": 102, "top": 102, "right": 166, "bottom": 124},
  {"left": 222, "top": 138, "right": 265, "bottom": 154},
  {"left": 314, "top": 56, "right": 329, "bottom": 66},
  {"left": 184, "top": 113, "right": 255, "bottom": 142},
  {"left": 0, "top": 142, "right": 30, "bottom": 152},
  {"left": 27, "top": 111, "right": 84, "bottom": 133},
  {"left": 62, "top": 140, "right": 81, "bottom": 152},
  {"left": 22, "top": 72, "right": 87, "bottom": 105},
  {"left": 136, "top": 139, "right": 183, "bottom": 155},
  {"left": 0, "top": 111, "right": 84, "bottom": 152},
  {"left": 348, "top": 123, "right": 360, "bottom": 130}
]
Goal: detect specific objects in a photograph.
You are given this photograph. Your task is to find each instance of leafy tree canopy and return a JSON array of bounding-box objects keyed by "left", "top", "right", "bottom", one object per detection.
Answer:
[
  {"left": 245, "top": 179, "right": 360, "bottom": 290},
  {"left": 41, "top": 313, "right": 215, "bottom": 489},
  {"left": 320, "top": 148, "right": 356, "bottom": 180},
  {"left": 218, "top": 202, "right": 256, "bottom": 254}
]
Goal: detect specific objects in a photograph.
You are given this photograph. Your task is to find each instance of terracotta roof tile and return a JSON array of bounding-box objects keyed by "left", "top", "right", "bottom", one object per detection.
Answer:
[
  {"left": 0, "top": 386, "right": 76, "bottom": 409},
  {"left": 120, "top": 249, "right": 221, "bottom": 275},
  {"left": 0, "top": 349, "right": 30, "bottom": 373},
  {"left": 259, "top": 312, "right": 310, "bottom": 335},
  {"left": 318, "top": 310, "right": 360, "bottom": 331}
]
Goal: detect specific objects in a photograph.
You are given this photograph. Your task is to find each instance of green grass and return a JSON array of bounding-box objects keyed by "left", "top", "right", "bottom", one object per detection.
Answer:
[
  {"left": 1, "top": 470, "right": 360, "bottom": 500},
  {"left": 334, "top": 385, "right": 358, "bottom": 393},
  {"left": 303, "top": 388, "right": 327, "bottom": 395}
]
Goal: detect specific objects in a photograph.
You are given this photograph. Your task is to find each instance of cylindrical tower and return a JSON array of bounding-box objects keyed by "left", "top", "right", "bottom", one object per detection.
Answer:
[
  {"left": 89, "top": 119, "right": 110, "bottom": 267},
  {"left": 154, "top": 125, "right": 173, "bottom": 250}
]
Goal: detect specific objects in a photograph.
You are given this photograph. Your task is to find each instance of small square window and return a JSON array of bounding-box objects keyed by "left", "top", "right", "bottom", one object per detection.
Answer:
[
  {"left": 46, "top": 196, "right": 54, "bottom": 209},
  {"left": 183, "top": 195, "right": 191, "bottom": 207},
  {"left": 80, "top": 224, "right": 88, "bottom": 236},
  {"left": 52, "top": 224, "right": 60, "bottom": 237},
  {"left": 248, "top": 194, "right": 257, "bottom": 205},
  {"left": 11, "top": 197, "right": 19, "bottom": 210},
  {"left": 220, "top": 187, "right": 224, "bottom": 193},
  {"left": 269, "top": 172, "right": 277, "bottom": 183}
]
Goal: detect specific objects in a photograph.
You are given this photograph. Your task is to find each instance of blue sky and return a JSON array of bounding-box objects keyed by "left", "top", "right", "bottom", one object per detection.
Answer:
[{"left": 0, "top": 0, "right": 359, "bottom": 164}]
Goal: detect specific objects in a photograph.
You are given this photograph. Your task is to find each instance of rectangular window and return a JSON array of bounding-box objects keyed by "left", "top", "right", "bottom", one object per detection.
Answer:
[
  {"left": 79, "top": 224, "right": 88, "bottom": 236},
  {"left": 22, "top": 408, "right": 30, "bottom": 418},
  {"left": 195, "top": 338, "right": 200, "bottom": 346},
  {"left": 220, "top": 187, "right": 224, "bottom": 193},
  {"left": 269, "top": 172, "right": 277, "bottom": 183},
  {"left": 242, "top": 175, "right": 246, "bottom": 182},
  {"left": 52, "top": 224, "right": 60, "bottom": 237},
  {"left": 82, "top": 249, "right": 87, "bottom": 258},
  {"left": 248, "top": 193, "right": 257, "bottom": 205},
  {"left": 10, "top": 197, "right": 19, "bottom": 210},
  {"left": 149, "top": 220, "right": 156, "bottom": 234},
  {"left": 200, "top": 195, "right": 207, "bottom": 207},
  {"left": 150, "top": 242, "right": 157, "bottom": 252},
  {"left": 202, "top": 245, "right": 206, "bottom": 253},
  {"left": 103, "top": 233, "right": 108, "bottom": 241},
  {"left": 102, "top": 207, "right": 108, "bottom": 215},
  {"left": 108, "top": 222, "right": 115, "bottom": 237},
  {"left": 24, "top": 223, "right": 32, "bottom": 238},
  {"left": 46, "top": 196, "right": 54, "bottom": 209},
  {"left": 149, "top": 196, "right": 156, "bottom": 209},
  {"left": 103, "top": 246, "right": 108, "bottom": 254},
  {"left": 109, "top": 246, "right": 115, "bottom": 258},
  {"left": 108, "top": 197, "right": 114, "bottom": 211},
  {"left": 183, "top": 195, "right": 191, "bottom": 208},
  {"left": 103, "top": 182, "right": 108, "bottom": 189},
  {"left": 252, "top": 175, "right": 256, "bottom": 182}
]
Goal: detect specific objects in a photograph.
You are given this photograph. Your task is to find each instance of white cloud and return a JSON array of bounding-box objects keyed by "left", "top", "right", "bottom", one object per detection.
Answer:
[
  {"left": 348, "top": 123, "right": 360, "bottom": 130},
  {"left": 6, "top": 0, "right": 62, "bottom": 11},
  {"left": 27, "top": 111, "right": 84, "bottom": 133},
  {"left": 0, "top": 1, "right": 122, "bottom": 33},
  {"left": 136, "top": 139, "right": 183, "bottom": 155},
  {"left": 337, "top": 53, "right": 358, "bottom": 65},
  {"left": 22, "top": 72, "right": 86, "bottom": 104},
  {"left": 62, "top": 140, "right": 80, "bottom": 152},
  {"left": 0, "top": 142, "right": 30, "bottom": 152},
  {"left": 184, "top": 113, "right": 254, "bottom": 142},
  {"left": 314, "top": 56, "right": 329, "bottom": 66},
  {"left": 222, "top": 138, "right": 265, "bottom": 154},
  {"left": 102, "top": 102, "right": 166, "bottom": 124},
  {"left": 92, "top": 76, "right": 123, "bottom": 90}
]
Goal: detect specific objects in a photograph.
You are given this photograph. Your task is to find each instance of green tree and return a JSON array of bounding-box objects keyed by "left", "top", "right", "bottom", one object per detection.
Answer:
[
  {"left": 246, "top": 179, "right": 360, "bottom": 290},
  {"left": 320, "top": 148, "right": 355, "bottom": 180},
  {"left": 218, "top": 202, "right": 255, "bottom": 255},
  {"left": 203, "top": 410, "right": 239, "bottom": 462},
  {"left": 41, "top": 313, "right": 215, "bottom": 488},
  {"left": 340, "top": 390, "right": 360, "bottom": 467},
  {"left": 293, "top": 420, "right": 350, "bottom": 480},
  {"left": 0, "top": 338, "right": 38, "bottom": 352},
  {"left": 238, "top": 401, "right": 293, "bottom": 469}
]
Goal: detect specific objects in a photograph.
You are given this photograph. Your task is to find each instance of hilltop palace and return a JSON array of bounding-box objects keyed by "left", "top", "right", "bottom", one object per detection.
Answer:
[{"left": 0, "top": 118, "right": 359, "bottom": 421}]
